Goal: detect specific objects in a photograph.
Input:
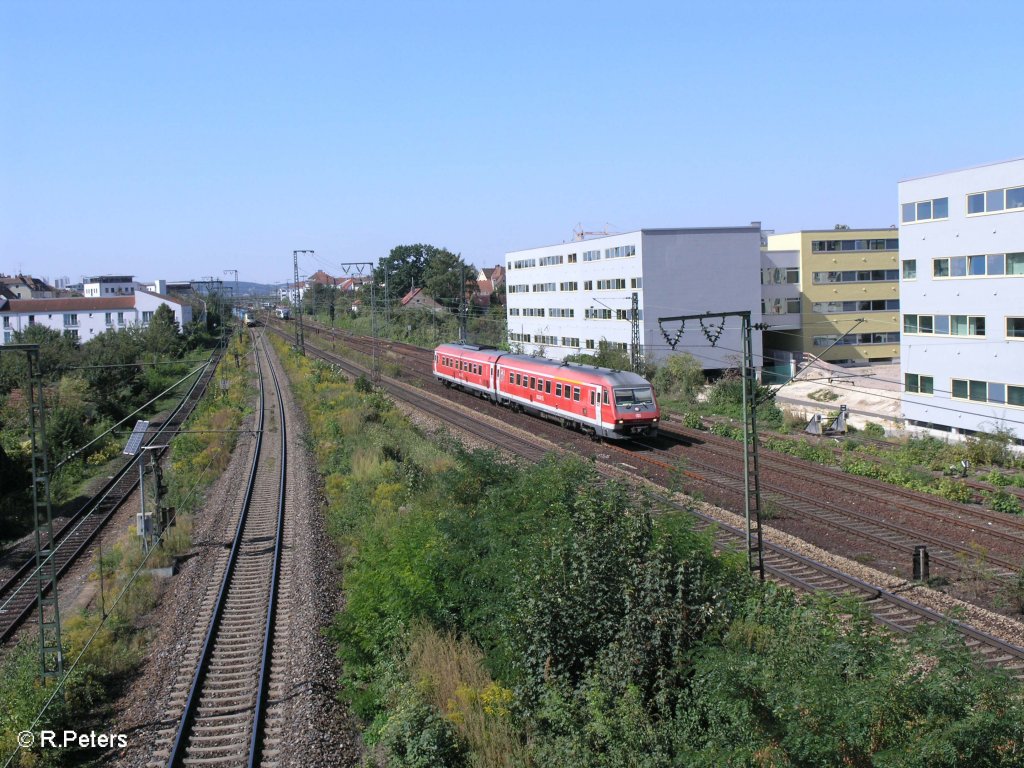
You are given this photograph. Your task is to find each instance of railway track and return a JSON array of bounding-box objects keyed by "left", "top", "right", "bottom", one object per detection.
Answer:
[
  {"left": 159, "top": 332, "right": 287, "bottom": 767},
  {"left": 268, "top": 324, "right": 1024, "bottom": 679},
  {"left": 0, "top": 352, "right": 220, "bottom": 645},
  {"left": 628, "top": 435, "right": 1023, "bottom": 578}
]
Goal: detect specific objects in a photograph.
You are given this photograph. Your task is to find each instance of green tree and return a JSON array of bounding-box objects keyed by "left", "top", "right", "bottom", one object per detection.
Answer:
[
  {"left": 375, "top": 244, "right": 437, "bottom": 303},
  {"left": 80, "top": 326, "right": 147, "bottom": 419},
  {"left": 422, "top": 249, "right": 476, "bottom": 310},
  {"left": 652, "top": 352, "right": 705, "bottom": 403},
  {"left": 0, "top": 325, "right": 81, "bottom": 394},
  {"left": 144, "top": 303, "right": 182, "bottom": 357}
]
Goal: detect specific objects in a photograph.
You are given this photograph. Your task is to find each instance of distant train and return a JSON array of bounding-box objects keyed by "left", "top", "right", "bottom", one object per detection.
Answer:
[
  {"left": 242, "top": 311, "right": 257, "bottom": 327},
  {"left": 275, "top": 307, "right": 290, "bottom": 320},
  {"left": 433, "top": 342, "right": 660, "bottom": 440}
]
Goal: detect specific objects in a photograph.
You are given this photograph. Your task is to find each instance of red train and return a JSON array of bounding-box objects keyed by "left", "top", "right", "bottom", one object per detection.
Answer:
[{"left": 433, "top": 342, "right": 660, "bottom": 440}]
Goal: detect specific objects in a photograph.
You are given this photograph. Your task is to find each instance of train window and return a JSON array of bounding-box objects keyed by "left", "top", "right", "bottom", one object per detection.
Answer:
[
  {"left": 536, "top": 378, "right": 543, "bottom": 391},
  {"left": 556, "top": 383, "right": 562, "bottom": 397},
  {"left": 516, "top": 373, "right": 522, "bottom": 386},
  {"left": 529, "top": 376, "right": 536, "bottom": 389},
  {"left": 545, "top": 380, "right": 551, "bottom": 394},
  {"left": 603, "top": 389, "right": 609, "bottom": 404},
  {"left": 590, "top": 391, "right": 596, "bottom": 405},
  {"left": 573, "top": 387, "right": 581, "bottom": 401},
  {"left": 508, "top": 371, "right": 513, "bottom": 383}
]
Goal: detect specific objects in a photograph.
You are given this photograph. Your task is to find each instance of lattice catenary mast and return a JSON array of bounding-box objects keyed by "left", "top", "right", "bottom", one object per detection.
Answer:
[{"left": 658, "top": 310, "right": 770, "bottom": 580}]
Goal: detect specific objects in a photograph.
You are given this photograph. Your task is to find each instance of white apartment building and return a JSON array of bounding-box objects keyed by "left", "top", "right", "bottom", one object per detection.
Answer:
[
  {"left": 1, "top": 290, "right": 192, "bottom": 345},
  {"left": 898, "top": 158, "right": 1024, "bottom": 441},
  {"left": 83, "top": 275, "right": 138, "bottom": 297},
  {"left": 504, "top": 226, "right": 763, "bottom": 370}
]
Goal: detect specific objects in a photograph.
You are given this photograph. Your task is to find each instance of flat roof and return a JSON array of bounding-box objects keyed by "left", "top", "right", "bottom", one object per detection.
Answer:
[
  {"left": 898, "top": 156, "right": 1024, "bottom": 184},
  {"left": 508, "top": 225, "right": 763, "bottom": 254}
]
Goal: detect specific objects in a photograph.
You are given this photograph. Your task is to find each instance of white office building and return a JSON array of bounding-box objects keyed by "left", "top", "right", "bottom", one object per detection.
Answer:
[
  {"left": 504, "top": 226, "right": 763, "bottom": 370},
  {"left": 898, "top": 158, "right": 1024, "bottom": 441},
  {"left": 1, "top": 290, "right": 192, "bottom": 345}
]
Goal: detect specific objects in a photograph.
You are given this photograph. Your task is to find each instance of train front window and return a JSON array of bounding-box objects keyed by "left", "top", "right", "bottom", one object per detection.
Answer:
[{"left": 614, "top": 387, "right": 654, "bottom": 407}]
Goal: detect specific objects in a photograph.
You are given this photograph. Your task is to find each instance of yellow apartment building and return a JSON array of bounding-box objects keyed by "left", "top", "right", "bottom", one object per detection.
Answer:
[{"left": 763, "top": 229, "right": 900, "bottom": 366}]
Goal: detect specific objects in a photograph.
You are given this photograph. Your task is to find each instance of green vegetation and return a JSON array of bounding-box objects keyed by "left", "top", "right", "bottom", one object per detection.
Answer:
[
  {"left": 275, "top": 335, "right": 1024, "bottom": 767},
  {"left": 0, "top": 333, "right": 252, "bottom": 767},
  {"left": 0, "top": 316, "right": 220, "bottom": 547}
]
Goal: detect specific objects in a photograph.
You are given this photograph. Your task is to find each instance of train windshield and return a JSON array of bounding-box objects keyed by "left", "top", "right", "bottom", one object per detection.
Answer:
[{"left": 614, "top": 387, "right": 654, "bottom": 407}]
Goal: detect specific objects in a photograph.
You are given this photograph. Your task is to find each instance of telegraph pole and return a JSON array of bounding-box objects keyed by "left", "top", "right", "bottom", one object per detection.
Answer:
[{"left": 293, "top": 250, "right": 313, "bottom": 355}]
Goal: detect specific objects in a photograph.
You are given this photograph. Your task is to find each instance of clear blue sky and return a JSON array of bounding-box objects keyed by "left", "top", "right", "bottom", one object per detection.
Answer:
[{"left": 3, "top": 0, "right": 1023, "bottom": 286}]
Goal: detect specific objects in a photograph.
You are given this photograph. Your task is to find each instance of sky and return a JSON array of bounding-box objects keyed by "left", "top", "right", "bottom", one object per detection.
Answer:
[{"left": 3, "top": 0, "right": 1024, "bottom": 286}]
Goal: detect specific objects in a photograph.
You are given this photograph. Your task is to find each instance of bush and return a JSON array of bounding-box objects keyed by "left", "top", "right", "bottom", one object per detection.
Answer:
[
  {"left": 652, "top": 353, "right": 705, "bottom": 403},
  {"left": 984, "top": 489, "right": 1023, "bottom": 515},
  {"left": 862, "top": 422, "right": 886, "bottom": 438},
  {"left": 936, "top": 477, "right": 974, "bottom": 504}
]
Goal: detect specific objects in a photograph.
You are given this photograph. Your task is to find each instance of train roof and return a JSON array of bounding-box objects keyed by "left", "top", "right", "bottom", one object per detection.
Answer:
[{"left": 436, "top": 342, "right": 652, "bottom": 387}]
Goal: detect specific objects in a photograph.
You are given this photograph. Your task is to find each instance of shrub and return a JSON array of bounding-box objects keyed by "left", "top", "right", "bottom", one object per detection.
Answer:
[
  {"left": 652, "top": 353, "right": 705, "bottom": 404},
  {"left": 984, "top": 489, "right": 1023, "bottom": 515},
  {"left": 862, "top": 422, "right": 886, "bottom": 439},
  {"left": 936, "top": 477, "right": 974, "bottom": 504}
]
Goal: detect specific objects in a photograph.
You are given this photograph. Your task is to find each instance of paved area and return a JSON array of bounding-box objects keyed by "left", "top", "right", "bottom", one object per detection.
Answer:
[{"left": 767, "top": 362, "right": 902, "bottom": 431}]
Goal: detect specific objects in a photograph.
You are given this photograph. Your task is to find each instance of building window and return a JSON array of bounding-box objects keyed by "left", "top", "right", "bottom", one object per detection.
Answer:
[
  {"left": 1010, "top": 386, "right": 1024, "bottom": 407},
  {"left": 902, "top": 260, "right": 916, "bottom": 279},
  {"left": 812, "top": 270, "right": 898, "bottom": 284},
  {"left": 905, "top": 373, "right": 934, "bottom": 395},
  {"left": 813, "top": 331, "right": 899, "bottom": 346},
  {"left": 812, "top": 238, "right": 899, "bottom": 252},
  {"left": 531, "top": 283, "right": 556, "bottom": 292},
  {"left": 582, "top": 250, "right": 601, "bottom": 262},
  {"left": 762, "top": 268, "right": 799, "bottom": 285},
  {"left": 142, "top": 311, "right": 154, "bottom": 323},
  {"left": 538, "top": 255, "right": 563, "bottom": 267},
  {"left": 2, "top": 317, "right": 8, "bottom": 328},
  {"left": 604, "top": 245, "right": 636, "bottom": 259},
  {"left": 814, "top": 299, "right": 899, "bottom": 313},
  {"left": 967, "top": 185, "right": 1024, "bottom": 215},
  {"left": 559, "top": 282, "right": 577, "bottom": 291},
  {"left": 902, "top": 197, "right": 948, "bottom": 223},
  {"left": 1007, "top": 318, "right": 1024, "bottom": 339},
  {"left": 630, "top": 277, "right": 642, "bottom": 289},
  {"left": 950, "top": 315, "right": 985, "bottom": 336},
  {"left": 585, "top": 339, "right": 595, "bottom": 349},
  {"left": 596, "top": 279, "right": 626, "bottom": 290},
  {"left": 585, "top": 308, "right": 612, "bottom": 320},
  {"left": 560, "top": 336, "right": 579, "bottom": 347},
  {"left": 583, "top": 280, "right": 593, "bottom": 291},
  {"left": 63, "top": 329, "right": 79, "bottom": 340},
  {"left": 950, "top": 378, "right": 1020, "bottom": 405},
  {"left": 63, "top": 314, "right": 78, "bottom": 327},
  {"left": 508, "top": 284, "right": 529, "bottom": 293},
  {"left": 567, "top": 253, "right": 577, "bottom": 263},
  {"left": 117, "top": 312, "right": 125, "bottom": 325},
  {"left": 549, "top": 308, "right": 574, "bottom": 318}
]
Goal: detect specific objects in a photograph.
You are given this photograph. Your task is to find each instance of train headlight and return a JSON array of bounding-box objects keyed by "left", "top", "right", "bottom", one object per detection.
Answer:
[
  {"left": 616, "top": 419, "right": 623, "bottom": 424},
  {"left": 653, "top": 418, "right": 659, "bottom": 422}
]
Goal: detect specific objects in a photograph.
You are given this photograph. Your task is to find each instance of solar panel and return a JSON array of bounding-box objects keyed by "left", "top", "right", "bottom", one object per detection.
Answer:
[{"left": 123, "top": 420, "right": 150, "bottom": 456}]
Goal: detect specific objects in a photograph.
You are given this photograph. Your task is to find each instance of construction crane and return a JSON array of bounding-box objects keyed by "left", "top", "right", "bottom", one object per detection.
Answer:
[{"left": 573, "top": 223, "right": 616, "bottom": 241}]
